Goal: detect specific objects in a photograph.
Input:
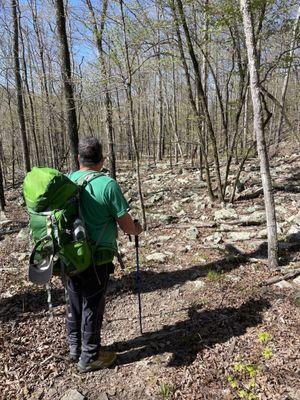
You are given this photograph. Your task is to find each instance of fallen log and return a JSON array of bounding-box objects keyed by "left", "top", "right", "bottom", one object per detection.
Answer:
[{"left": 259, "top": 268, "right": 300, "bottom": 286}]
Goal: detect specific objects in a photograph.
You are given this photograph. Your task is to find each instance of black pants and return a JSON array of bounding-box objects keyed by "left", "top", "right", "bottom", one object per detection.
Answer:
[{"left": 65, "top": 263, "right": 113, "bottom": 364}]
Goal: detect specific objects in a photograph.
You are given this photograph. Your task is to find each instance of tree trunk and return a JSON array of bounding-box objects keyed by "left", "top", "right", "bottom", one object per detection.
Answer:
[
  {"left": 240, "top": 0, "right": 278, "bottom": 269},
  {"left": 170, "top": 0, "right": 214, "bottom": 200},
  {"left": 274, "top": 5, "right": 300, "bottom": 150},
  {"left": 0, "top": 154, "right": 5, "bottom": 211},
  {"left": 85, "top": 0, "right": 116, "bottom": 179},
  {"left": 11, "top": 0, "right": 31, "bottom": 173},
  {"left": 119, "top": 0, "right": 147, "bottom": 230},
  {"left": 54, "top": 0, "right": 79, "bottom": 170},
  {"left": 18, "top": 8, "right": 40, "bottom": 165},
  {"left": 175, "top": 0, "right": 224, "bottom": 201}
]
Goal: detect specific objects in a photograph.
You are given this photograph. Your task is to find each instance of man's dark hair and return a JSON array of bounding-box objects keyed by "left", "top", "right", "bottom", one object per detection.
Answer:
[{"left": 78, "top": 137, "right": 103, "bottom": 167}]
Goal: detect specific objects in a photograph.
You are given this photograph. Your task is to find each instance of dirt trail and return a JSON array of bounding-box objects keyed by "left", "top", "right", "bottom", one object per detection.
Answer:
[{"left": 0, "top": 152, "right": 300, "bottom": 400}]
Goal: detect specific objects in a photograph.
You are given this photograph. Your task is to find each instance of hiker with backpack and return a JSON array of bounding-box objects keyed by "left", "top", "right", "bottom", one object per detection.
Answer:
[
  {"left": 24, "top": 137, "right": 142, "bottom": 373},
  {"left": 66, "top": 137, "right": 142, "bottom": 372}
]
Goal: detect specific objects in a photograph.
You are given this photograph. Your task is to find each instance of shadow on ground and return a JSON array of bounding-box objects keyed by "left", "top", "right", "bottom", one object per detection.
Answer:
[
  {"left": 111, "top": 298, "right": 270, "bottom": 367},
  {"left": 1, "top": 236, "right": 299, "bottom": 321},
  {"left": 0, "top": 287, "right": 64, "bottom": 322}
]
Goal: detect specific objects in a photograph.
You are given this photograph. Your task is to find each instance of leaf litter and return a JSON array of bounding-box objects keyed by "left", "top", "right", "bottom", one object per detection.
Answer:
[{"left": 0, "top": 151, "right": 300, "bottom": 400}]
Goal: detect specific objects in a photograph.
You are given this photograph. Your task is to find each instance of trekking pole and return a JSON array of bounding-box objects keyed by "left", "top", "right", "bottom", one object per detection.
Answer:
[{"left": 135, "top": 233, "right": 143, "bottom": 335}]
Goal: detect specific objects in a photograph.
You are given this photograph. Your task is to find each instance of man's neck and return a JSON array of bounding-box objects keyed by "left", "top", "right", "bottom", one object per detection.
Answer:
[{"left": 79, "top": 165, "right": 101, "bottom": 172}]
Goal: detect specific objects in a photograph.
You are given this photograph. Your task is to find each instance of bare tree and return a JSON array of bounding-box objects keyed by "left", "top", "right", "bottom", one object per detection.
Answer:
[
  {"left": 119, "top": 0, "right": 147, "bottom": 229},
  {"left": 240, "top": 0, "right": 278, "bottom": 269},
  {"left": 54, "top": 0, "right": 79, "bottom": 170},
  {"left": 274, "top": 4, "right": 300, "bottom": 149},
  {"left": 11, "top": 0, "right": 30, "bottom": 173},
  {"left": 85, "top": 0, "right": 116, "bottom": 179}
]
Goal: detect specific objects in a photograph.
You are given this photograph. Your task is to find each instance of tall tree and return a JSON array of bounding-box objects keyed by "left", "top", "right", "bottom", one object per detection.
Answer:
[
  {"left": 11, "top": 0, "right": 30, "bottom": 173},
  {"left": 85, "top": 0, "right": 116, "bottom": 179},
  {"left": 54, "top": 0, "right": 79, "bottom": 170},
  {"left": 274, "top": 4, "right": 300, "bottom": 149},
  {"left": 0, "top": 138, "right": 5, "bottom": 211},
  {"left": 175, "top": 0, "right": 224, "bottom": 201},
  {"left": 240, "top": 0, "right": 278, "bottom": 269},
  {"left": 119, "top": 0, "right": 147, "bottom": 229}
]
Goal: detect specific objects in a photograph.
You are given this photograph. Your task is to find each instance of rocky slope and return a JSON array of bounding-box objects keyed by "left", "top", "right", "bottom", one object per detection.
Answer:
[{"left": 0, "top": 151, "right": 299, "bottom": 400}]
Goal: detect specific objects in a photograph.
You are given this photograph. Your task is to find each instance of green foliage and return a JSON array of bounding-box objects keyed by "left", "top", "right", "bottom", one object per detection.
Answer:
[
  {"left": 207, "top": 270, "right": 224, "bottom": 282},
  {"left": 258, "top": 331, "right": 272, "bottom": 344},
  {"left": 227, "top": 375, "right": 238, "bottom": 389},
  {"left": 228, "top": 362, "right": 259, "bottom": 399},
  {"left": 262, "top": 346, "right": 273, "bottom": 360},
  {"left": 238, "top": 389, "right": 257, "bottom": 400},
  {"left": 227, "top": 330, "right": 276, "bottom": 398},
  {"left": 159, "top": 382, "right": 175, "bottom": 399},
  {"left": 258, "top": 331, "right": 274, "bottom": 359}
]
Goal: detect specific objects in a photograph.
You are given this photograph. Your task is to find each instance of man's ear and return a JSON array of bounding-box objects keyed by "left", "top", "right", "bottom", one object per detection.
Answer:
[{"left": 78, "top": 155, "right": 80, "bottom": 162}]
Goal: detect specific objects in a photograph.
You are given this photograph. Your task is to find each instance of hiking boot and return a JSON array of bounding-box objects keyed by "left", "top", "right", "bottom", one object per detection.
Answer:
[
  {"left": 69, "top": 346, "right": 81, "bottom": 363},
  {"left": 69, "top": 352, "right": 80, "bottom": 362},
  {"left": 77, "top": 351, "right": 117, "bottom": 373}
]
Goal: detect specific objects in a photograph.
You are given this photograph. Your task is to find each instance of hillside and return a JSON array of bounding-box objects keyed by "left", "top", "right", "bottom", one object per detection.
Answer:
[{"left": 0, "top": 151, "right": 300, "bottom": 400}]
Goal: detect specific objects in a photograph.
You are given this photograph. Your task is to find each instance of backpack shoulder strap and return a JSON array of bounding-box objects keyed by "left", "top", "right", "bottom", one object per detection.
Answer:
[{"left": 75, "top": 172, "right": 104, "bottom": 188}]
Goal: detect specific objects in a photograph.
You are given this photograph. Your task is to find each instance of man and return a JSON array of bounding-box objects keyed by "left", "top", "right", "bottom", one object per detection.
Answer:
[{"left": 67, "top": 137, "right": 142, "bottom": 373}]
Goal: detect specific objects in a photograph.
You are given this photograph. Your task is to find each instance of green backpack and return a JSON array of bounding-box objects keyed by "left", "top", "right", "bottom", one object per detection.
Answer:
[{"left": 23, "top": 167, "right": 101, "bottom": 284}]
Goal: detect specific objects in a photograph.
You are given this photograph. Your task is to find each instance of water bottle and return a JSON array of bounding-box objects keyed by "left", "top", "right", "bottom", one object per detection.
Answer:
[{"left": 73, "top": 218, "right": 86, "bottom": 241}]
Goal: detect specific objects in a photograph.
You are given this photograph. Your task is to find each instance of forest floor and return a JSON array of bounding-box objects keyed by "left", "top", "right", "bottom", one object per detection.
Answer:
[{"left": 0, "top": 147, "right": 300, "bottom": 400}]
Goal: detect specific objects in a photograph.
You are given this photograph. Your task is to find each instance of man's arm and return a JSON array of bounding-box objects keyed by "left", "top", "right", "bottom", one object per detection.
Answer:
[{"left": 116, "top": 213, "right": 143, "bottom": 235}]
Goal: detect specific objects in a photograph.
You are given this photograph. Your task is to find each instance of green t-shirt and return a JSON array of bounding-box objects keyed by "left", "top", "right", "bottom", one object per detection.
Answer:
[{"left": 69, "top": 170, "right": 129, "bottom": 264}]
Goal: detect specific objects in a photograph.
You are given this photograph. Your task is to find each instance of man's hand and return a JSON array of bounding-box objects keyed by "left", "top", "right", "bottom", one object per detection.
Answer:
[
  {"left": 133, "top": 220, "right": 143, "bottom": 235},
  {"left": 116, "top": 213, "right": 143, "bottom": 235}
]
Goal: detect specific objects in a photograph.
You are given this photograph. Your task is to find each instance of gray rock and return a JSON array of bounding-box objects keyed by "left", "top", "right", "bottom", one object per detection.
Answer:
[
  {"left": 227, "top": 274, "right": 241, "bottom": 282},
  {"left": 148, "top": 194, "right": 163, "bottom": 204},
  {"left": 287, "top": 226, "right": 300, "bottom": 242},
  {"left": 164, "top": 251, "right": 174, "bottom": 257},
  {"left": 198, "top": 181, "right": 207, "bottom": 189},
  {"left": 246, "top": 205, "right": 265, "bottom": 213},
  {"left": 294, "top": 293, "right": 300, "bottom": 308},
  {"left": 200, "top": 215, "right": 209, "bottom": 221},
  {"left": 60, "top": 389, "right": 84, "bottom": 400},
  {"left": 240, "top": 211, "right": 266, "bottom": 224},
  {"left": 160, "top": 215, "right": 178, "bottom": 224},
  {"left": 228, "top": 231, "right": 253, "bottom": 241},
  {"left": 97, "top": 393, "right": 109, "bottom": 400},
  {"left": 179, "top": 245, "right": 191, "bottom": 253},
  {"left": 146, "top": 253, "right": 167, "bottom": 263},
  {"left": 18, "top": 253, "right": 28, "bottom": 261},
  {"left": 0, "top": 211, "right": 7, "bottom": 221},
  {"left": 0, "top": 219, "right": 12, "bottom": 227},
  {"left": 219, "top": 224, "right": 233, "bottom": 232},
  {"left": 293, "top": 276, "right": 300, "bottom": 286},
  {"left": 196, "top": 202, "right": 206, "bottom": 210},
  {"left": 172, "top": 201, "right": 182, "bottom": 211},
  {"left": 256, "top": 229, "right": 267, "bottom": 239},
  {"left": 205, "top": 232, "right": 223, "bottom": 244},
  {"left": 214, "top": 208, "right": 238, "bottom": 221},
  {"left": 287, "top": 212, "right": 300, "bottom": 225},
  {"left": 157, "top": 235, "right": 172, "bottom": 243},
  {"left": 275, "top": 280, "right": 293, "bottom": 289},
  {"left": 275, "top": 205, "right": 289, "bottom": 216},
  {"left": 186, "top": 226, "right": 199, "bottom": 240},
  {"left": 181, "top": 197, "right": 192, "bottom": 203},
  {"left": 17, "top": 228, "right": 29, "bottom": 242},
  {"left": 17, "top": 197, "right": 26, "bottom": 207},
  {"left": 192, "top": 279, "right": 205, "bottom": 290}
]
